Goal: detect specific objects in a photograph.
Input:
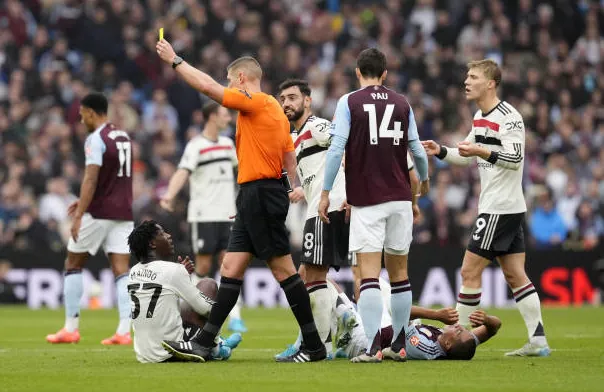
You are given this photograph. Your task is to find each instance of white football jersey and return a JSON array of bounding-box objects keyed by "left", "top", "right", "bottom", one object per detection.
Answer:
[
  {"left": 129, "top": 260, "right": 214, "bottom": 363},
  {"left": 292, "top": 115, "right": 347, "bottom": 219},
  {"left": 178, "top": 135, "right": 238, "bottom": 222},
  {"left": 442, "top": 101, "right": 527, "bottom": 215}
]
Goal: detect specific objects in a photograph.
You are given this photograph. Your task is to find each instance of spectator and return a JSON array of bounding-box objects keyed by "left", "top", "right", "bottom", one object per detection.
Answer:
[
  {"left": 0, "top": 0, "right": 601, "bottom": 256},
  {"left": 530, "top": 188, "right": 568, "bottom": 249}
]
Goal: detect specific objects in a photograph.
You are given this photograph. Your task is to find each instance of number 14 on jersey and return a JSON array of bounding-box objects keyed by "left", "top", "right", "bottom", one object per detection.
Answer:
[{"left": 363, "top": 104, "right": 405, "bottom": 145}]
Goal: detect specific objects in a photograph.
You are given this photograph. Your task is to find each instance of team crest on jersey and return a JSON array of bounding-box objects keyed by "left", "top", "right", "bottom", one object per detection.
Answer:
[
  {"left": 410, "top": 336, "right": 420, "bottom": 346},
  {"left": 238, "top": 89, "right": 252, "bottom": 99}
]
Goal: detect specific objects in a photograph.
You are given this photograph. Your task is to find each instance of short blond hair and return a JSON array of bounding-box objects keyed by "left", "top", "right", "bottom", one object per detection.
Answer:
[
  {"left": 227, "top": 56, "right": 263, "bottom": 81},
  {"left": 467, "top": 59, "right": 502, "bottom": 87}
]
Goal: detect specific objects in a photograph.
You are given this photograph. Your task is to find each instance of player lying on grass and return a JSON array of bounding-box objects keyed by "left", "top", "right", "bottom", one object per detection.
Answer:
[
  {"left": 332, "top": 279, "right": 501, "bottom": 360},
  {"left": 275, "top": 279, "right": 500, "bottom": 361},
  {"left": 127, "top": 220, "right": 241, "bottom": 363}
]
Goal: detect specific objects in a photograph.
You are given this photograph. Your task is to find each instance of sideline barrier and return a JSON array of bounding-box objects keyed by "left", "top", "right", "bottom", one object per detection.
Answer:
[{"left": 2, "top": 245, "right": 600, "bottom": 309}]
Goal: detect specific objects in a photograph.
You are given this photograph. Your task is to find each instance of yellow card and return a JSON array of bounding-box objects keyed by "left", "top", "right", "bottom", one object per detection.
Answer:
[{"left": 159, "top": 28, "right": 164, "bottom": 41}]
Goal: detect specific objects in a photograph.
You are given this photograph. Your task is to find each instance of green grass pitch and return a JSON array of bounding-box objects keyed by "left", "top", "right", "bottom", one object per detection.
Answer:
[{"left": 1, "top": 306, "right": 603, "bottom": 392}]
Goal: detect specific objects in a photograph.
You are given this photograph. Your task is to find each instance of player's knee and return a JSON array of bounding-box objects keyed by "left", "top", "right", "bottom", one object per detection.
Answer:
[
  {"left": 384, "top": 247, "right": 408, "bottom": 256},
  {"left": 460, "top": 264, "right": 481, "bottom": 285},
  {"left": 502, "top": 269, "right": 528, "bottom": 288},
  {"left": 65, "top": 253, "right": 86, "bottom": 270},
  {"left": 271, "top": 266, "right": 295, "bottom": 282}
]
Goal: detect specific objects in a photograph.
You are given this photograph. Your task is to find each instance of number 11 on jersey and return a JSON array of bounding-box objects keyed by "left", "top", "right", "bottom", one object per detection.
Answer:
[{"left": 363, "top": 104, "right": 404, "bottom": 145}]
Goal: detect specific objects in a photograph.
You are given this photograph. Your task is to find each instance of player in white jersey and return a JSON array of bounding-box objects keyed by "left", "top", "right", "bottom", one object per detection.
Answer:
[
  {"left": 127, "top": 220, "right": 240, "bottom": 363},
  {"left": 422, "top": 59, "right": 550, "bottom": 357},
  {"left": 160, "top": 102, "right": 246, "bottom": 333},
  {"left": 276, "top": 79, "right": 350, "bottom": 359}
]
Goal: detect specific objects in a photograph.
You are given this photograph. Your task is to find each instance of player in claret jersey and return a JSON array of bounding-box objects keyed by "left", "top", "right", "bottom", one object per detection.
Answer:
[
  {"left": 320, "top": 48, "right": 430, "bottom": 363},
  {"left": 422, "top": 59, "right": 550, "bottom": 357},
  {"left": 46, "top": 93, "right": 134, "bottom": 345}
]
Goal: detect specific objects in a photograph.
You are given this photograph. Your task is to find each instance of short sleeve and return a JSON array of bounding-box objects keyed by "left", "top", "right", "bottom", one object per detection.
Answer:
[
  {"left": 222, "top": 88, "right": 264, "bottom": 113},
  {"left": 284, "top": 131, "right": 295, "bottom": 152},
  {"left": 329, "top": 94, "right": 351, "bottom": 140},
  {"left": 85, "top": 132, "right": 106, "bottom": 166}
]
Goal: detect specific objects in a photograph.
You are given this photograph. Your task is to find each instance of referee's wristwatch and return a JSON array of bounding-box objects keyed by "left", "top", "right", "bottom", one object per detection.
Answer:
[{"left": 172, "top": 55, "right": 184, "bottom": 69}]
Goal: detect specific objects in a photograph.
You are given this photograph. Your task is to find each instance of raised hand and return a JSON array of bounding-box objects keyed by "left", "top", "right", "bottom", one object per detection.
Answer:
[{"left": 178, "top": 255, "right": 195, "bottom": 274}]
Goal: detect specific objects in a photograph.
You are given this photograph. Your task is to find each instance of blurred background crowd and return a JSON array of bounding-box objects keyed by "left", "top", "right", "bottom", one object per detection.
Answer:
[{"left": 0, "top": 0, "right": 602, "bottom": 261}]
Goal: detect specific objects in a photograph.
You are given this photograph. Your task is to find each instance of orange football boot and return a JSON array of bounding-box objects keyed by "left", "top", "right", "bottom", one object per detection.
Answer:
[
  {"left": 101, "top": 332, "right": 132, "bottom": 345},
  {"left": 46, "top": 328, "right": 81, "bottom": 344}
]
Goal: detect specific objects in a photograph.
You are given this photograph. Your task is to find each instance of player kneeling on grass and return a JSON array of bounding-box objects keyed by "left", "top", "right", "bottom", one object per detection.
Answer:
[{"left": 127, "top": 220, "right": 241, "bottom": 363}]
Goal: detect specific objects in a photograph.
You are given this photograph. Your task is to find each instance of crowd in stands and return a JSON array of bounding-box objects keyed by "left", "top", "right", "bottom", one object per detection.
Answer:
[{"left": 0, "top": 0, "right": 602, "bottom": 259}]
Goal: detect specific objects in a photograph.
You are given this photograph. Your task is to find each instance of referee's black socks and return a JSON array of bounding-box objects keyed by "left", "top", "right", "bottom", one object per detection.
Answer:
[
  {"left": 194, "top": 276, "right": 242, "bottom": 348},
  {"left": 280, "top": 273, "right": 323, "bottom": 351}
]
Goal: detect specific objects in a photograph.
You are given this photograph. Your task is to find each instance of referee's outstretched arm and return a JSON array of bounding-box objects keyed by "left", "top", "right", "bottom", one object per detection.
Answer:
[{"left": 156, "top": 39, "right": 226, "bottom": 103}]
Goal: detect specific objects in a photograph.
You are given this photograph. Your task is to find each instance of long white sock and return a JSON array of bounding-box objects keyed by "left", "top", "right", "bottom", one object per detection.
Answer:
[
  {"left": 357, "top": 279, "right": 383, "bottom": 355},
  {"left": 64, "top": 270, "right": 83, "bottom": 332},
  {"left": 115, "top": 273, "right": 131, "bottom": 335},
  {"left": 229, "top": 295, "right": 243, "bottom": 320},
  {"left": 307, "top": 281, "right": 332, "bottom": 353},
  {"left": 390, "top": 279, "right": 412, "bottom": 351},
  {"left": 456, "top": 286, "right": 482, "bottom": 327},
  {"left": 512, "top": 282, "right": 547, "bottom": 346}
]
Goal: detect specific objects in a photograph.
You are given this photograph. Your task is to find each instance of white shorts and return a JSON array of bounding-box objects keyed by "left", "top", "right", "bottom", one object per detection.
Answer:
[
  {"left": 349, "top": 201, "right": 413, "bottom": 254},
  {"left": 67, "top": 213, "right": 134, "bottom": 255}
]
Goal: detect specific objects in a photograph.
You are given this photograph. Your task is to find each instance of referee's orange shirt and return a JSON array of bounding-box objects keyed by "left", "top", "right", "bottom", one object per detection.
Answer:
[{"left": 222, "top": 88, "right": 294, "bottom": 184}]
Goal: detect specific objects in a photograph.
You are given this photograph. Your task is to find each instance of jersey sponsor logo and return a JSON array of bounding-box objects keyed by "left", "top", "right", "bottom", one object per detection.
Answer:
[
  {"left": 505, "top": 121, "right": 523, "bottom": 131},
  {"left": 409, "top": 335, "right": 420, "bottom": 346},
  {"left": 302, "top": 174, "right": 315, "bottom": 189}
]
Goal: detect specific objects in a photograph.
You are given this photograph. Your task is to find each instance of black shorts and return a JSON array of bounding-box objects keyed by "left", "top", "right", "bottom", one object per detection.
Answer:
[
  {"left": 300, "top": 210, "right": 351, "bottom": 270},
  {"left": 191, "top": 222, "right": 232, "bottom": 255},
  {"left": 227, "top": 179, "right": 290, "bottom": 260},
  {"left": 467, "top": 213, "right": 526, "bottom": 260}
]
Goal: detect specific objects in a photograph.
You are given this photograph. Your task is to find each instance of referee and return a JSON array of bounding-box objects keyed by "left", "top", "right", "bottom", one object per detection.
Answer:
[{"left": 156, "top": 39, "right": 326, "bottom": 363}]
